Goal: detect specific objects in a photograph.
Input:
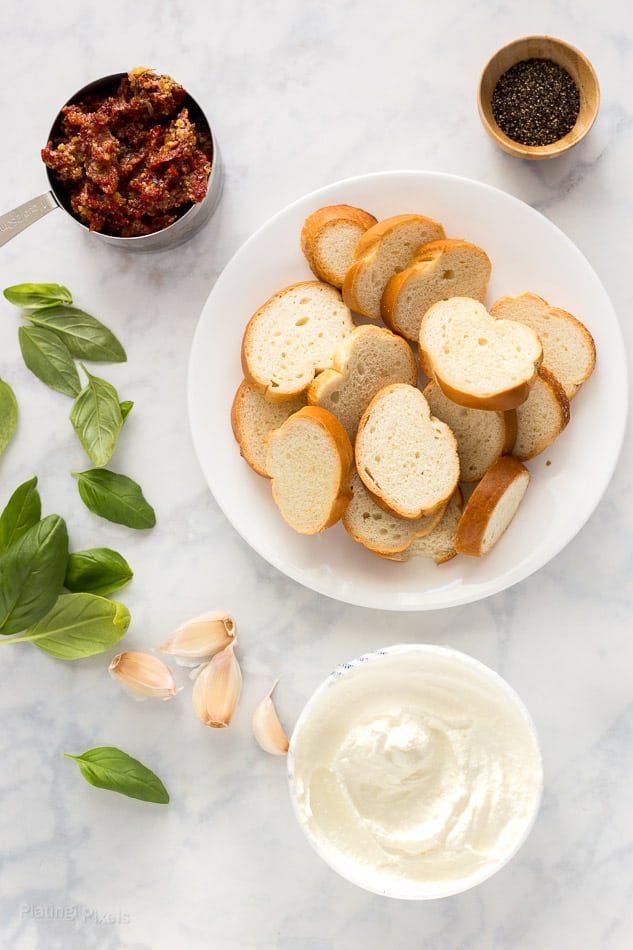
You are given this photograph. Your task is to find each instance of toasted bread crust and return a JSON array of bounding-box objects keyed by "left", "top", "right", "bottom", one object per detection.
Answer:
[
  {"left": 490, "top": 292, "right": 595, "bottom": 399},
  {"left": 381, "top": 238, "right": 491, "bottom": 340},
  {"left": 241, "top": 280, "right": 354, "bottom": 401},
  {"left": 342, "top": 214, "right": 445, "bottom": 319},
  {"left": 419, "top": 297, "right": 543, "bottom": 411},
  {"left": 265, "top": 406, "right": 353, "bottom": 533},
  {"left": 355, "top": 383, "right": 460, "bottom": 519},
  {"left": 455, "top": 456, "right": 529, "bottom": 556},
  {"left": 231, "top": 380, "right": 307, "bottom": 477},
  {"left": 513, "top": 366, "right": 571, "bottom": 461},
  {"left": 300, "top": 204, "right": 378, "bottom": 287}
]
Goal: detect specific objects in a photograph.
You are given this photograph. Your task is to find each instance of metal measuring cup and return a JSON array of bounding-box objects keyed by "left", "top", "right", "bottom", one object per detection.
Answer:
[{"left": 0, "top": 73, "right": 222, "bottom": 251}]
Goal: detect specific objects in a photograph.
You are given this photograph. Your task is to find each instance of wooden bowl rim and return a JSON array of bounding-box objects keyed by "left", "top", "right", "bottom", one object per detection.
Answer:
[{"left": 477, "top": 35, "right": 600, "bottom": 160}]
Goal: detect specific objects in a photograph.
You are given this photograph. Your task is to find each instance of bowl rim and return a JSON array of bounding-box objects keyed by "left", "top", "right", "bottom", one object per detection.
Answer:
[{"left": 477, "top": 34, "right": 600, "bottom": 159}]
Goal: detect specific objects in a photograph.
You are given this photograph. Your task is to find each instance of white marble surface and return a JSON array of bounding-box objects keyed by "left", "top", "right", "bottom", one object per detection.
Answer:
[{"left": 0, "top": 0, "right": 631, "bottom": 947}]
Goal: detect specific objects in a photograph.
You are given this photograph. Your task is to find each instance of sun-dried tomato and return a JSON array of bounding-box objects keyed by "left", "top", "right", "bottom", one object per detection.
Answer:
[{"left": 41, "top": 68, "right": 211, "bottom": 236}]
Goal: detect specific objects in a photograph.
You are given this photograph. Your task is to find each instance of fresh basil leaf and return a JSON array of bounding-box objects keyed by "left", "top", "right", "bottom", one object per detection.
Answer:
[
  {"left": 73, "top": 469, "right": 156, "bottom": 529},
  {"left": 64, "top": 547, "right": 133, "bottom": 596},
  {"left": 0, "top": 378, "right": 18, "bottom": 456},
  {"left": 70, "top": 366, "right": 123, "bottom": 468},
  {"left": 0, "top": 514, "right": 68, "bottom": 635},
  {"left": 3, "top": 591, "right": 130, "bottom": 658},
  {"left": 25, "top": 306, "right": 126, "bottom": 363},
  {"left": 64, "top": 746, "right": 169, "bottom": 804},
  {"left": 3, "top": 282, "right": 72, "bottom": 310},
  {"left": 120, "top": 400, "right": 134, "bottom": 422},
  {"left": 19, "top": 325, "right": 81, "bottom": 396},
  {"left": 0, "top": 477, "right": 41, "bottom": 556}
]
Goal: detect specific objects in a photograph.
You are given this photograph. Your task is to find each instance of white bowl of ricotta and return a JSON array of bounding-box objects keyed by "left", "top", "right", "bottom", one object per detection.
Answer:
[{"left": 287, "top": 644, "right": 543, "bottom": 899}]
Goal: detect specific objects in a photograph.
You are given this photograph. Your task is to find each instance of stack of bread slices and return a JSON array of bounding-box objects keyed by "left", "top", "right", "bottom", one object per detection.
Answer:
[{"left": 231, "top": 203, "right": 596, "bottom": 563}]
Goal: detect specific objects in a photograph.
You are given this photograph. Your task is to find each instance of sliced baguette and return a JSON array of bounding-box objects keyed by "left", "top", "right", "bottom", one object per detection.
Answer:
[
  {"left": 419, "top": 297, "right": 543, "bottom": 410},
  {"left": 384, "top": 489, "right": 463, "bottom": 563},
  {"left": 342, "top": 213, "right": 445, "bottom": 319},
  {"left": 265, "top": 406, "right": 353, "bottom": 534},
  {"left": 513, "top": 366, "right": 570, "bottom": 461},
  {"left": 300, "top": 204, "right": 378, "bottom": 288},
  {"left": 307, "top": 324, "right": 417, "bottom": 441},
  {"left": 490, "top": 292, "right": 596, "bottom": 399},
  {"left": 454, "top": 456, "right": 530, "bottom": 556},
  {"left": 231, "top": 380, "right": 307, "bottom": 477},
  {"left": 423, "top": 379, "right": 517, "bottom": 482},
  {"left": 382, "top": 238, "right": 491, "bottom": 341},
  {"left": 355, "top": 383, "right": 460, "bottom": 519},
  {"left": 343, "top": 469, "right": 447, "bottom": 555},
  {"left": 241, "top": 281, "right": 355, "bottom": 402}
]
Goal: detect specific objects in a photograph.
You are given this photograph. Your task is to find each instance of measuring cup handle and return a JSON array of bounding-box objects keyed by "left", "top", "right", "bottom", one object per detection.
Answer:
[{"left": 0, "top": 192, "right": 59, "bottom": 248}]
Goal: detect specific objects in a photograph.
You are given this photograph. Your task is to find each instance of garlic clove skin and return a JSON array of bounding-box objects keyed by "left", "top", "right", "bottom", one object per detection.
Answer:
[
  {"left": 252, "top": 681, "right": 289, "bottom": 755},
  {"left": 192, "top": 641, "right": 242, "bottom": 728},
  {"left": 109, "top": 651, "right": 178, "bottom": 701},
  {"left": 158, "top": 612, "right": 236, "bottom": 665}
]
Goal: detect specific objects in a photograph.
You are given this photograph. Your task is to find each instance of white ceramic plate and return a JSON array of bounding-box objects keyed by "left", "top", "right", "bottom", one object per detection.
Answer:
[{"left": 188, "top": 171, "right": 627, "bottom": 611}]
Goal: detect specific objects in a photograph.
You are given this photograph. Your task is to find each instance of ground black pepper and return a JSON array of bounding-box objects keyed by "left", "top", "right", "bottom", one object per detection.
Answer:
[{"left": 491, "top": 58, "right": 580, "bottom": 147}]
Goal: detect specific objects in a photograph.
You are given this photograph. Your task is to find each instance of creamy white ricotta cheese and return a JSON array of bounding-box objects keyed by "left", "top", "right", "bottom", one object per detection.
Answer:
[{"left": 289, "top": 646, "right": 543, "bottom": 899}]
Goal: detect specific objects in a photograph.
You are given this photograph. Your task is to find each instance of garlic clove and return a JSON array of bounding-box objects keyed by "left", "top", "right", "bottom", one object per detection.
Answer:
[
  {"left": 109, "top": 651, "right": 178, "bottom": 701},
  {"left": 252, "top": 681, "right": 289, "bottom": 755},
  {"left": 192, "top": 641, "right": 242, "bottom": 728},
  {"left": 158, "top": 612, "right": 236, "bottom": 665}
]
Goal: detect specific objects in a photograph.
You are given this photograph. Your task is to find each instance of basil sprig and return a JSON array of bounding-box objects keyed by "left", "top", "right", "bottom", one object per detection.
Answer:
[
  {"left": 18, "top": 325, "right": 81, "bottom": 396},
  {"left": 3, "top": 591, "right": 130, "bottom": 658},
  {"left": 70, "top": 365, "right": 123, "bottom": 467},
  {"left": 0, "top": 514, "right": 69, "bottom": 635},
  {"left": 0, "top": 477, "right": 41, "bottom": 556},
  {"left": 64, "top": 548, "right": 133, "bottom": 597},
  {"left": 3, "top": 282, "right": 72, "bottom": 310},
  {"left": 64, "top": 746, "right": 169, "bottom": 804},
  {"left": 74, "top": 469, "right": 156, "bottom": 529},
  {"left": 0, "top": 378, "right": 18, "bottom": 457}
]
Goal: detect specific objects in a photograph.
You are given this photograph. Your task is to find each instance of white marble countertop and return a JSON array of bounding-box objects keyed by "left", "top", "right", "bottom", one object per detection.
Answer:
[{"left": 1, "top": 1, "right": 632, "bottom": 947}]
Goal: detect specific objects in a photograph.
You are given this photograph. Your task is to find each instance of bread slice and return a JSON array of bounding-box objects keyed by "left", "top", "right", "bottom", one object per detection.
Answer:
[
  {"left": 419, "top": 297, "right": 543, "bottom": 410},
  {"left": 307, "top": 325, "right": 417, "bottom": 441},
  {"left": 241, "top": 281, "right": 355, "bottom": 402},
  {"left": 355, "top": 383, "right": 460, "bottom": 519},
  {"left": 231, "top": 380, "right": 307, "bottom": 477},
  {"left": 513, "top": 366, "right": 570, "bottom": 461},
  {"left": 342, "top": 214, "right": 445, "bottom": 319},
  {"left": 423, "top": 379, "right": 517, "bottom": 482},
  {"left": 300, "top": 204, "right": 378, "bottom": 288},
  {"left": 384, "top": 489, "right": 463, "bottom": 564},
  {"left": 342, "top": 469, "right": 446, "bottom": 555},
  {"left": 490, "top": 292, "right": 596, "bottom": 399},
  {"left": 265, "top": 406, "right": 353, "bottom": 534},
  {"left": 455, "top": 456, "right": 530, "bottom": 556},
  {"left": 381, "top": 238, "right": 491, "bottom": 341}
]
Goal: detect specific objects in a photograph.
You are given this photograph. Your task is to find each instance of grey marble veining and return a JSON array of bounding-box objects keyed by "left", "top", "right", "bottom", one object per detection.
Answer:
[{"left": 1, "top": 0, "right": 632, "bottom": 947}]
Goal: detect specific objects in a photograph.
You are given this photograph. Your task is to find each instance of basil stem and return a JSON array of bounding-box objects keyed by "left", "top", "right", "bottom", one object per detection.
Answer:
[{"left": 64, "top": 747, "right": 169, "bottom": 804}]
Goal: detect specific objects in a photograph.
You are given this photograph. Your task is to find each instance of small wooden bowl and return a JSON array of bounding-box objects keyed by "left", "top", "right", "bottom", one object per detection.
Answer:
[{"left": 478, "top": 36, "right": 600, "bottom": 160}]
